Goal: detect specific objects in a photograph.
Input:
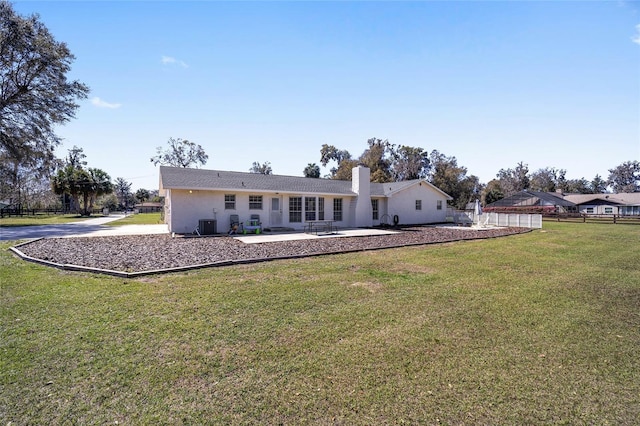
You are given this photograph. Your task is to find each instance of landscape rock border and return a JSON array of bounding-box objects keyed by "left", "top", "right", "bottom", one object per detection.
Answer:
[{"left": 10, "top": 226, "right": 532, "bottom": 278}]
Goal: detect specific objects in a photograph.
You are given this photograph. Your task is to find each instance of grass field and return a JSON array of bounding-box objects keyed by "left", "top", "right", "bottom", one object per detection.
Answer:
[
  {"left": 0, "top": 214, "right": 87, "bottom": 227},
  {"left": 103, "top": 212, "right": 163, "bottom": 226},
  {"left": 1, "top": 222, "right": 638, "bottom": 424}
]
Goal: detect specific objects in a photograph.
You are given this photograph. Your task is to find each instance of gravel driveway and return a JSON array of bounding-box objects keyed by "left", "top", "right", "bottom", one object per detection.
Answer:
[{"left": 14, "top": 226, "right": 529, "bottom": 276}]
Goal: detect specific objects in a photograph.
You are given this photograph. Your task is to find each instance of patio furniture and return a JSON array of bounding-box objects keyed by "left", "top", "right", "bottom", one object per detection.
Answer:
[
  {"left": 244, "top": 214, "right": 262, "bottom": 234},
  {"left": 229, "top": 214, "right": 243, "bottom": 235}
]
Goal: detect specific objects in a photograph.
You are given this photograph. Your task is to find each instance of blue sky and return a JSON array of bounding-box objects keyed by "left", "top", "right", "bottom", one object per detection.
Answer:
[{"left": 14, "top": 0, "right": 640, "bottom": 191}]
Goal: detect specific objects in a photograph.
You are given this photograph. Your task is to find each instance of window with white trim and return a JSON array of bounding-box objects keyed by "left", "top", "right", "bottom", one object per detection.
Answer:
[
  {"left": 333, "top": 198, "right": 343, "bottom": 221},
  {"left": 371, "top": 199, "right": 379, "bottom": 220},
  {"left": 305, "top": 197, "right": 316, "bottom": 221},
  {"left": 225, "top": 194, "right": 236, "bottom": 210},
  {"left": 416, "top": 200, "right": 422, "bottom": 211},
  {"left": 437, "top": 200, "right": 443, "bottom": 210},
  {"left": 604, "top": 207, "right": 613, "bottom": 214},
  {"left": 249, "top": 195, "right": 263, "bottom": 210},
  {"left": 319, "top": 197, "right": 325, "bottom": 221},
  {"left": 289, "top": 197, "right": 302, "bottom": 222}
]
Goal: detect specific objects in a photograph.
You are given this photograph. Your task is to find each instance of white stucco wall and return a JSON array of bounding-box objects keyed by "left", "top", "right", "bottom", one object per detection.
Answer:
[
  {"left": 166, "top": 189, "right": 356, "bottom": 233},
  {"left": 387, "top": 184, "right": 449, "bottom": 225}
]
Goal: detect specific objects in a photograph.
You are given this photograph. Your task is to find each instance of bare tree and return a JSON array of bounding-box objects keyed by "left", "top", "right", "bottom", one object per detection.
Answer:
[{"left": 150, "top": 137, "right": 208, "bottom": 168}]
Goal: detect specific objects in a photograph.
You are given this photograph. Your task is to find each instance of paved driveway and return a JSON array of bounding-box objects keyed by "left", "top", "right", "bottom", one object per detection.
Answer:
[{"left": 0, "top": 215, "right": 169, "bottom": 241}]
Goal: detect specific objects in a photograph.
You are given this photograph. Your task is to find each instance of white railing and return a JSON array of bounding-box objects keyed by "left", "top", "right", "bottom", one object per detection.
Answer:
[
  {"left": 484, "top": 212, "right": 542, "bottom": 228},
  {"left": 446, "top": 209, "right": 542, "bottom": 229}
]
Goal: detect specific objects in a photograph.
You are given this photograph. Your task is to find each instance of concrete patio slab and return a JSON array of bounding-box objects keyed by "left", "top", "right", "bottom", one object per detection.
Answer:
[{"left": 233, "top": 228, "right": 400, "bottom": 244}]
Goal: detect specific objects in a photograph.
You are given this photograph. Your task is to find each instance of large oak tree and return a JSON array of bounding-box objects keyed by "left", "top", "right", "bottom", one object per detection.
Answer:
[{"left": 0, "top": 1, "right": 89, "bottom": 171}]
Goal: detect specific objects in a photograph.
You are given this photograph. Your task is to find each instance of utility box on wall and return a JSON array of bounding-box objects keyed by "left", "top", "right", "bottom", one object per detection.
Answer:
[{"left": 198, "top": 219, "right": 217, "bottom": 235}]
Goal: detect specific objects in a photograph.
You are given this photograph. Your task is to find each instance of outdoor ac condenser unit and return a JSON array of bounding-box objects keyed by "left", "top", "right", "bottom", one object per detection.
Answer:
[{"left": 198, "top": 219, "right": 217, "bottom": 235}]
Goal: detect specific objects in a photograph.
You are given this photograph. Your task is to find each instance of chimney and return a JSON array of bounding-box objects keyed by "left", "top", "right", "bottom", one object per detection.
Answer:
[{"left": 352, "top": 166, "right": 372, "bottom": 227}]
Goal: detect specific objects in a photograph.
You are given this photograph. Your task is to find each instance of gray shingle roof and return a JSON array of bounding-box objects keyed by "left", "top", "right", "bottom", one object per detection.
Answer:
[
  {"left": 562, "top": 193, "right": 640, "bottom": 205},
  {"left": 160, "top": 166, "right": 356, "bottom": 195}
]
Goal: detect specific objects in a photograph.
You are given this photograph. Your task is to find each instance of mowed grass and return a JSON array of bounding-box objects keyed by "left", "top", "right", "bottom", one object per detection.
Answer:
[
  {"left": 1, "top": 222, "right": 638, "bottom": 424},
  {"left": 104, "top": 212, "right": 163, "bottom": 226},
  {"left": 0, "top": 214, "right": 87, "bottom": 227}
]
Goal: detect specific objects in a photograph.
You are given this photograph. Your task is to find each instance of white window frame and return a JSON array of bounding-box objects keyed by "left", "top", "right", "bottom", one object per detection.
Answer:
[
  {"left": 333, "top": 198, "right": 343, "bottom": 221},
  {"left": 225, "top": 194, "right": 236, "bottom": 210},
  {"left": 416, "top": 200, "right": 422, "bottom": 211},
  {"left": 289, "top": 197, "right": 302, "bottom": 223},
  {"left": 249, "top": 195, "right": 263, "bottom": 210}
]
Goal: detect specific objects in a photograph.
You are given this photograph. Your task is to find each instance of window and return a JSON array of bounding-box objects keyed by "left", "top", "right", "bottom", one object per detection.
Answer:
[
  {"left": 224, "top": 194, "right": 235, "bottom": 210},
  {"left": 305, "top": 197, "right": 316, "bottom": 221},
  {"left": 437, "top": 200, "right": 443, "bottom": 210},
  {"left": 415, "top": 200, "right": 422, "bottom": 211},
  {"left": 333, "top": 198, "right": 343, "bottom": 221},
  {"left": 318, "top": 197, "right": 325, "bottom": 221},
  {"left": 371, "top": 199, "right": 379, "bottom": 220},
  {"left": 289, "top": 197, "right": 302, "bottom": 222},
  {"left": 585, "top": 207, "right": 594, "bottom": 214},
  {"left": 604, "top": 207, "right": 613, "bottom": 214},
  {"left": 249, "top": 195, "right": 263, "bottom": 210}
]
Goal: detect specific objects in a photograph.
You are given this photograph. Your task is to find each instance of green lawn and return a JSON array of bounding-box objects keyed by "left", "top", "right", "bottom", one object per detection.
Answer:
[
  {"left": 2, "top": 222, "right": 638, "bottom": 424},
  {"left": 103, "top": 212, "right": 163, "bottom": 226},
  {"left": 0, "top": 214, "right": 87, "bottom": 227}
]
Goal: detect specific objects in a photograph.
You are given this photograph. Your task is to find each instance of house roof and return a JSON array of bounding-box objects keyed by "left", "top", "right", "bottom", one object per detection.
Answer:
[
  {"left": 486, "top": 190, "right": 576, "bottom": 208},
  {"left": 161, "top": 166, "right": 355, "bottom": 196},
  {"left": 562, "top": 193, "right": 640, "bottom": 206},
  {"left": 159, "top": 166, "right": 452, "bottom": 199},
  {"left": 373, "top": 180, "right": 453, "bottom": 200}
]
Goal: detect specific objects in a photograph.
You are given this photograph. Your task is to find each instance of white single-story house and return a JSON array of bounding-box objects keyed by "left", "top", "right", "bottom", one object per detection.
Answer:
[
  {"left": 159, "top": 165, "right": 453, "bottom": 234},
  {"left": 484, "top": 190, "right": 640, "bottom": 216},
  {"left": 562, "top": 193, "right": 640, "bottom": 216}
]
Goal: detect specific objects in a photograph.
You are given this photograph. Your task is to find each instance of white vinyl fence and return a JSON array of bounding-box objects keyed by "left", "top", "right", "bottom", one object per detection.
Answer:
[
  {"left": 484, "top": 212, "right": 542, "bottom": 228},
  {"left": 447, "top": 209, "right": 542, "bottom": 229}
]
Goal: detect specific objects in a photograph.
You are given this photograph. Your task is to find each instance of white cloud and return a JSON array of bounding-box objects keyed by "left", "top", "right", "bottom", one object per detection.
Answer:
[
  {"left": 161, "top": 55, "right": 189, "bottom": 68},
  {"left": 91, "top": 97, "right": 122, "bottom": 109},
  {"left": 633, "top": 24, "right": 640, "bottom": 45}
]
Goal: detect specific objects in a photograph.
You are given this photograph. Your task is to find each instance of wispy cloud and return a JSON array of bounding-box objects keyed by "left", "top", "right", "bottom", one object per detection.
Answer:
[
  {"left": 632, "top": 24, "right": 640, "bottom": 45},
  {"left": 91, "top": 97, "right": 122, "bottom": 109},
  {"left": 161, "top": 55, "right": 189, "bottom": 68}
]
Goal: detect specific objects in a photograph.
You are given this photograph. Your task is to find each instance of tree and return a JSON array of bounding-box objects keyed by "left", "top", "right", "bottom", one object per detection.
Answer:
[
  {"left": 135, "top": 188, "right": 150, "bottom": 203},
  {"left": 390, "top": 145, "right": 430, "bottom": 181},
  {"left": 51, "top": 165, "right": 111, "bottom": 216},
  {"left": 0, "top": 1, "right": 89, "bottom": 173},
  {"left": 320, "top": 138, "right": 430, "bottom": 182},
  {"left": 359, "top": 138, "right": 392, "bottom": 183},
  {"left": 590, "top": 174, "right": 608, "bottom": 193},
  {"left": 482, "top": 179, "right": 504, "bottom": 205},
  {"left": 85, "top": 168, "right": 112, "bottom": 214},
  {"left": 607, "top": 161, "right": 640, "bottom": 193},
  {"left": 529, "top": 167, "right": 566, "bottom": 193},
  {"left": 320, "top": 144, "right": 353, "bottom": 178},
  {"left": 249, "top": 161, "right": 272, "bottom": 175},
  {"left": 562, "top": 178, "right": 592, "bottom": 194},
  {"left": 113, "top": 177, "right": 132, "bottom": 209},
  {"left": 150, "top": 137, "right": 208, "bottom": 168},
  {"left": 303, "top": 163, "right": 320, "bottom": 178},
  {"left": 496, "top": 162, "right": 530, "bottom": 196},
  {"left": 428, "top": 150, "right": 481, "bottom": 210}
]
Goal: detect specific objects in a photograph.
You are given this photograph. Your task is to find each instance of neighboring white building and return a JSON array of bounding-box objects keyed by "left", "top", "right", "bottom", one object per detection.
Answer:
[
  {"left": 562, "top": 193, "right": 640, "bottom": 216},
  {"left": 159, "top": 165, "right": 452, "bottom": 234}
]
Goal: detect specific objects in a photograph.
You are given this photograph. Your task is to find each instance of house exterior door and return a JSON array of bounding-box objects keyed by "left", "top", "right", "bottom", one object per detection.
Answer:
[{"left": 270, "top": 196, "right": 282, "bottom": 226}]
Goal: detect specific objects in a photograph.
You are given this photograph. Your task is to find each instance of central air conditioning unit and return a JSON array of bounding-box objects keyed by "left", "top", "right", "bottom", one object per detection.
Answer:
[{"left": 198, "top": 219, "right": 217, "bottom": 235}]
